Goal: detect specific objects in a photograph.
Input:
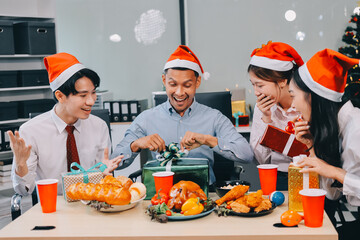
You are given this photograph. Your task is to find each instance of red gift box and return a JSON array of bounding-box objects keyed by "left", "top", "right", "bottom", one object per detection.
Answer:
[
  {"left": 231, "top": 115, "right": 250, "bottom": 126},
  {"left": 259, "top": 125, "right": 309, "bottom": 157}
]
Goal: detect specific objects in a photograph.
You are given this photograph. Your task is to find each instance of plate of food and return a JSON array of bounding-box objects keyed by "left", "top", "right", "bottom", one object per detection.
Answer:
[
  {"left": 215, "top": 184, "right": 276, "bottom": 217},
  {"left": 66, "top": 175, "right": 147, "bottom": 212},
  {"left": 85, "top": 194, "right": 146, "bottom": 212},
  {"left": 146, "top": 200, "right": 215, "bottom": 222},
  {"left": 228, "top": 201, "right": 276, "bottom": 217},
  {"left": 146, "top": 180, "right": 216, "bottom": 223},
  {"left": 168, "top": 207, "right": 215, "bottom": 221}
]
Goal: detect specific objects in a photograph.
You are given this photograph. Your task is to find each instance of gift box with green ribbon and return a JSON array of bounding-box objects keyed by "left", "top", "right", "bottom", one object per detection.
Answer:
[
  {"left": 142, "top": 143, "right": 209, "bottom": 200},
  {"left": 61, "top": 162, "right": 107, "bottom": 202},
  {"left": 142, "top": 145, "right": 210, "bottom": 200}
]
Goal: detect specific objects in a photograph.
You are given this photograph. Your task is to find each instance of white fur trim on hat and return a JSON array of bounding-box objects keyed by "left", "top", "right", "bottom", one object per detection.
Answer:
[
  {"left": 250, "top": 55, "right": 294, "bottom": 71},
  {"left": 298, "top": 64, "right": 343, "bottom": 102},
  {"left": 164, "top": 59, "right": 203, "bottom": 77},
  {"left": 50, "top": 63, "right": 86, "bottom": 91}
]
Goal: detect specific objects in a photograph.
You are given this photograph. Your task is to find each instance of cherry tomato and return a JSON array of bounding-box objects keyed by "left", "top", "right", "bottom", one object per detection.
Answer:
[
  {"left": 226, "top": 205, "right": 231, "bottom": 209},
  {"left": 180, "top": 211, "right": 184, "bottom": 214},
  {"left": 165, "top": 210, "right": 172, "bottom": 216}
]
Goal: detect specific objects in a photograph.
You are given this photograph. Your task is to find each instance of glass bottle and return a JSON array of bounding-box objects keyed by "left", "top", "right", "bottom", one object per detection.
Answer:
[{"left": 288, "top": 155, "right": 319, "bottom": 211}]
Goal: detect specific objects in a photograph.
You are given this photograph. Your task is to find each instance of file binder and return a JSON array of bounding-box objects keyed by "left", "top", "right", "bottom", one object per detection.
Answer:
[
  {"left": 128, "top": 99, "right": 148, "bottom": 121},
  {"left": 104, "top": 100, "right": 130, "bottom": 122}
]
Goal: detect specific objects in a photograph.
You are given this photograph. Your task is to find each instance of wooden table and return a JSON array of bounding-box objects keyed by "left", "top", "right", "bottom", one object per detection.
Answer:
[{"left": 0, "top": 193, "right": 337, "bottom": 240}]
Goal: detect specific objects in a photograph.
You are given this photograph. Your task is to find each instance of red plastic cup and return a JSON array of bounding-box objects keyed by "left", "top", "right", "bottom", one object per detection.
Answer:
[
  {"left": 36, "top": 179, "right": 58, "bottom": 213},
  {"left": 257, "top": 164, "right": 278, "bottom": 195},
  {"left": 152, "top": 171, "right": 174, "bottom": 195},
  {"left": 299, "top": 188, "right": 327, "bottom": 227}
]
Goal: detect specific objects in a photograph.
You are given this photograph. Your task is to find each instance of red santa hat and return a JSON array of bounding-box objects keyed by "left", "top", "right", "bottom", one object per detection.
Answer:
[
  {"left": 250, "top": 41, "right": 304, "bottom": 71},
  {"left": 44, "top": 52, "right": 86, "bottom": 91},
  {"left": 164, "top": 45, "right": 204, "bottom": 77},
  {"left": 298, "top": 49, "right": 359, "bottom": 102}
]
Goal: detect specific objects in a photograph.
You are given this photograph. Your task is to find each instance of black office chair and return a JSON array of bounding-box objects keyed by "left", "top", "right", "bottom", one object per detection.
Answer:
[
  {"left": 129, "top": 91, "right": 244, "bottom": 186},
  {"left": 91, "top": 109, "right": 111, "bottom": 140},
  {"left": 11, "top": 109, "right": 111, "bottom": 221}
]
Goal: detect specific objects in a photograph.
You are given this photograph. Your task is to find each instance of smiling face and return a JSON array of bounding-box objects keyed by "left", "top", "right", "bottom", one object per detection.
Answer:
[
  {"left": 162, "top": 68, "right": 201, "bottom": 117},
  {"left": 56, "top": 76, "right": 97, "bottom": 124},
  {"left": 289, "top": 79, "right": 312, "bottom": 121},
  {"left": 249, "top": 71, "right": 282, "bottom": 101}
]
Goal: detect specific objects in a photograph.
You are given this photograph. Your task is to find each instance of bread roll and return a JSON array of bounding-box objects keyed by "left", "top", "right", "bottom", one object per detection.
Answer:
[{"left": 129, "top": 182, "right": 146, "bottom": 202}]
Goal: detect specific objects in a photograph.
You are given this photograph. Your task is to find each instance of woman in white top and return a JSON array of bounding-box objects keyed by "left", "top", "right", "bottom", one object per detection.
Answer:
[
  {"left": 289, "top": 49, "right": 360, "bottom": 239},
  {"left": 248, "top": 41, "right": 304, "bottom": 190}
]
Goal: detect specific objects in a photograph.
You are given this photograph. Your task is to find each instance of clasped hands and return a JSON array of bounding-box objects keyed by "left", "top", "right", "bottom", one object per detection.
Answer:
[{"left": 130, "top": 131, "right": 218, "bottom": 153}]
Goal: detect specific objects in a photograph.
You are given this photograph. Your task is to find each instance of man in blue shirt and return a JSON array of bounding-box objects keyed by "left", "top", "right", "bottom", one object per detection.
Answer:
[{"left": 112, "top": 45, "right": 254, "bottom": 183}]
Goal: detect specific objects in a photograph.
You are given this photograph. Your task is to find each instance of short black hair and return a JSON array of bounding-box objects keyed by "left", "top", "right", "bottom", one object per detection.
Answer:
[
  {"left": 164, "top": 67, "right": 199, "bottom": 78},
  {"left": 53, "top": 68, "right": 100, "bottom": 100}
]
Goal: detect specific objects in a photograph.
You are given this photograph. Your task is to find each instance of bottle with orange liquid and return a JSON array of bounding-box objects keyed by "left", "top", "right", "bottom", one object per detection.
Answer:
[{"left": 288, "top": 155, "right": 319, "bottom": 211}]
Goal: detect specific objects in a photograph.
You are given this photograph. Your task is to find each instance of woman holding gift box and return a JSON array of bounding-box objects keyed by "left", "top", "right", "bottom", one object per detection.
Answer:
[
  {"left": 8, "top": 52, "right": 123, "bottom": 196},
  {"left": 289, "top": 49, "right": 360, "bottom": 239},
  {"left": 248, "top": 41, "right": 304, "bottom": 190}
]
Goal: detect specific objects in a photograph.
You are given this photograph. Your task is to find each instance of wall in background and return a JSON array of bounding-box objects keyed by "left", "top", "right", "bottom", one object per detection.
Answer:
[
  {"left": 186, "top": 0, "right": 357, "bottom": 107},
  {"left": 55, "top": 0, "right": 180, "bottom": 105},
  {"left": 55, "top": 0, "right": 358, "bottom": 108}
]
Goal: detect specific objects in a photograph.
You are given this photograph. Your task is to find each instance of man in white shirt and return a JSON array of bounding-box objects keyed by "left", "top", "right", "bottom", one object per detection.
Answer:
[{"left": 9, "top": 52, "right": 123, "bottom": 195}]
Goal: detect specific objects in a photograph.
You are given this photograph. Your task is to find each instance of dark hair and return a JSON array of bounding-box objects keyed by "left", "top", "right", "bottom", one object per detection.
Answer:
[
  {"left": 342, "top": 82, "right": 360, "bottom": 108},
  {"left": 292, "top": 70, "right": 342, "bottom": 167},
  {"left": 247, "top": 65, "right": 296, "bottom": 84},
  {"left": 164, "top": 67, "right": 199, "bottom": 78},
  {"left": 53, "top": 68, "right": 100, "bottom": 100}
]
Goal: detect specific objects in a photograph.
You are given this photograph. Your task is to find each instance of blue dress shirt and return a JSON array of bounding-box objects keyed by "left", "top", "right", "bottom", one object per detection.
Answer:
[{"left": 111, "top": 99, "right": 254, "bottom": 184}]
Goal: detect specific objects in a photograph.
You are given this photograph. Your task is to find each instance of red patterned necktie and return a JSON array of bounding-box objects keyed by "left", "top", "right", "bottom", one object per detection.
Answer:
[{"left": 65, "top": 125, "right": 80, "bottom": 171}]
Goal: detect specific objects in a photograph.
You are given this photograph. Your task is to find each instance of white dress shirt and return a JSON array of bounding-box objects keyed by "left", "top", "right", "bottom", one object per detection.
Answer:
[
  {"left": 321, "top": 101, "right": 360, "bottom": 206},
  {"left": 11, "top": 106, "right": 111, "bottom": 195},
  {"left": 250, "top": 104, "right": 300, "bottom": 172}
]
